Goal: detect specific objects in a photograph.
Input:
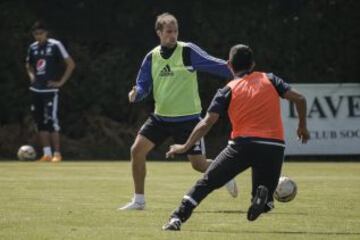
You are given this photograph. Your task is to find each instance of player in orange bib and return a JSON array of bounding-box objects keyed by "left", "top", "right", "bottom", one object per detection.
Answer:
[{"left": 162, "top": 44, "right": 310, "bottom": 230}]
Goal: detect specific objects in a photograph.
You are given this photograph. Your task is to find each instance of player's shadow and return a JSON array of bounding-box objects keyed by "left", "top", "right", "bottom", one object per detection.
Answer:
[
  {"left": 195, "top": 210, "right": 246, "bottom": 214},
  {"left": 195, "top": 210, "right": 310, "bottom": 216},
  {"left": 186, "top": 229, "right": 360, "bottom": 236}
]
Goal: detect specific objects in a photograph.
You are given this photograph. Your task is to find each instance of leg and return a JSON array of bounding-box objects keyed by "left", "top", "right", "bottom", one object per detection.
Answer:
[
  {"left": 50, "top": 131, "right": 62, "bottom": 162},
  {"left": 172, "top": 119, "right": 209, "bottom": 173},
  {"left": 166, "top": 145, "right": 250, "bottom": 226},
  {"left": 39, "top": 131, "right": 51, "bottom": 149},
  {"left": 130, "top": 134, "right": 155, "bottom": 194},
  {"left": 48, "top": 92, "right": 61, "bottom": 155},
  {"left": 39, "top": 130, "right": 52, "bottom": 161},
  {"left": 51, "top": 131, "right": 61, "bottom": 153},
  {"left": 44, "top": 92, "right": 62, "bottom": 162},
  {"left": 187, "top": 153, "right": 238, "bottom": 197},
  {"left": 187, "top": 154, "right": 211, "bottom": 173},
  {"left": 31, "top": 92, "right": 52, "bottom": 161},
  {"left": 119, "top": 115, "right": 168, "bottom": 210},
  {"left": 251, "top": 144, "right": 284, "bottom": 203},
  {"left": 247, "top": 143, "right": 284, "bottom": 220},
  {"left": 187, "top": 145, "right": 248, "bottom": 204},
  {"left": 186, "top": 134, "right": 238, "bottom": 197}
]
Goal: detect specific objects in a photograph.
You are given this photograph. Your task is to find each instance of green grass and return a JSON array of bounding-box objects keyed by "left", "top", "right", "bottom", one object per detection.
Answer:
[{"left": 0, "top": 161, "right": 360, "bottom": 240}]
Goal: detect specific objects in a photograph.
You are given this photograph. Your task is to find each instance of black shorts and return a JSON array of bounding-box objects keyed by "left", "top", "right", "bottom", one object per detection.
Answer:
[
  {"left": 30, "top": 91, "right": 60, "bottom": 132},
  {"left": 138, "top": 114, "right": 205, "bottom": 155}
]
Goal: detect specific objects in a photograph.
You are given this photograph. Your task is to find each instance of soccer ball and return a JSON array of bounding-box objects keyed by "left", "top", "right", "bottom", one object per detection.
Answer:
[
  {"left": 17, "top": 145, "right": 36, "bottom": 161},
  {"left": 274, "top": 176, "right": 297, "bottom": 202}
]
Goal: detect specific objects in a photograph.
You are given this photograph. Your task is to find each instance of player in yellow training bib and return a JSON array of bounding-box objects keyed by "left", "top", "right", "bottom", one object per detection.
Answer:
[{"left": 119, "top": 13, "right": 238, "bottom": 210}]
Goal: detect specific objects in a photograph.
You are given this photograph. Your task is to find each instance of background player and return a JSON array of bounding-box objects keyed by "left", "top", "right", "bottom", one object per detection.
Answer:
[
  {"left": 120, "top": 13, "right": 238, "bottom": 210},
  {"left": 25, "top": 21, "right": 75, "bottom": 162},
  {"left": 162, "top": 44, "right": 310, "bottom": 230}
]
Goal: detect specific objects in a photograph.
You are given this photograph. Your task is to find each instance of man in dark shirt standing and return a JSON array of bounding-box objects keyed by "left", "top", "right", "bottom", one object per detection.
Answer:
[{"left": 25, "top": 21, "right": 75, "bottom": 162}]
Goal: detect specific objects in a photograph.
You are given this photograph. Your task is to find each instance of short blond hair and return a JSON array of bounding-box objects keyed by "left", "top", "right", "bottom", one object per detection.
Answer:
[{"left": 155, "top": 13, "right": 178, "bottom": 31}]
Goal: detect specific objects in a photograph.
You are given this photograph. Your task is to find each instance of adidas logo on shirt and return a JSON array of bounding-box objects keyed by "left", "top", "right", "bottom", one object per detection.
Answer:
[{"left": 159, "top": 64, "right": 174, "bottom": 77}]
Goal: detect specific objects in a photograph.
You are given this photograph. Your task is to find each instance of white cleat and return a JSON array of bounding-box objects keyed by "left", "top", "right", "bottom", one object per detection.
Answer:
[
  {"left": 118, "top": 201, "right": 145, "bottom": 210},
  {"left": 225, "top": 179, "right": 238, "bottom": 198}
]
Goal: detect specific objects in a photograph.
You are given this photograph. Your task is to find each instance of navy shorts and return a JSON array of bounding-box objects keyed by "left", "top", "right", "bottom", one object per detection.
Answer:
[
  {"left": 30, "top": 91, "right": 60, "bottom": 132},
  {"left": 138, "top": 114, "right": 205, "bottom": 155}
]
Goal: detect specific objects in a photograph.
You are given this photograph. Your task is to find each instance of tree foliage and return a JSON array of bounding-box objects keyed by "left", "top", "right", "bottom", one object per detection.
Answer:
[{"left": 0, "top": 0, "right": 358, "bottom": 159}]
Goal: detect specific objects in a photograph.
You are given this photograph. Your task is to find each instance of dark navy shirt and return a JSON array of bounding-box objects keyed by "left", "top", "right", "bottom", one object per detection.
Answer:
[
  {"left": 26, "top": 38, "right": 69, "bottom": 92},
  {"left": 207, "top": 72, "right": 291, "bottom": 115}
]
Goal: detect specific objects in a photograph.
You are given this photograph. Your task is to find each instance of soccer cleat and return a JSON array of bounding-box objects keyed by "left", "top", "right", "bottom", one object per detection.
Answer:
[
  {"left": 38, "top": 155, "right": 52, "bottom": 162},
  {"left": 225, "top": 179, "right": 238, "bottom": 198},
  {"left": 51, "top": 154, "right": 62, "bottom": 162},
  {"left": 247, "top": 185, "right": 268, "bottom": 221},
  {"left": 162, "top": 218, "right": 182, "bottom": 231},
  {"left": 263, "top": 201, "right": 274, "bottom": 213},
  {"left": 118, "top": 201, "right": 145, "bottom": 210}
]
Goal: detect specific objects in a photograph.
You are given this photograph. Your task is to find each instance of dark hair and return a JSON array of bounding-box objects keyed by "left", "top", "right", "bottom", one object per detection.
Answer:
[
  {"left": 229, "top": 44, "right": 254, "bottom": 72},
  {"left": 155, "top": 13, "right": 178, "bottom": 31},
  {"left": 31, "top": 21, "right": 48, "bottom": 32}
]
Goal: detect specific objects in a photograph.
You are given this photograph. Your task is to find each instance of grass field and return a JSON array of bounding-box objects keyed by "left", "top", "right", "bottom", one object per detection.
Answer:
[{"left": 0, "top": 161, "right": 360, "bottom": 240}]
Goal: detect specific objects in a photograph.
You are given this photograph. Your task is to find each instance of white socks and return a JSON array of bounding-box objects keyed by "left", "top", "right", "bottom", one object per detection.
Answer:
[
  {"left": 43, "top": 147, "right": 52, "bottom": 156},
  {"left": 134, "top": 193, "right": 145, "bottom": 204}
]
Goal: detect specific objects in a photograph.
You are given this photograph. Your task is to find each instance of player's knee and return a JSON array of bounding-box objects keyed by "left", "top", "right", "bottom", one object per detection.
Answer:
[
  {"left": 45, "top": 121, "right": 55, "bottom": 132},
  {"left": 188, "top": 155, "right": 208, "bottom": 173},
  {"left": 37, "top": 118, "right": 59, "bottom": 132},
  {"left": 130, "top": 143, "right": 146, "bottom": 160},
  {"left": 191, "top": 160, "right": 206, "bottom": 172},
  {"left": 130, "top": 146, "right": 146, "bottom": 172},
  {"left": 37, "top": 122, "right": 50, "bottom": 131},
  {"left": 130, "top": 143, "right": 139, "bottom": 157}
]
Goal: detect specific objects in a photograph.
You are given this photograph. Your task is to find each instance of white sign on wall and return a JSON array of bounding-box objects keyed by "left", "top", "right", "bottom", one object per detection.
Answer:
[{"left": 281, "top": 83, "right": 360, "bottom": 155}]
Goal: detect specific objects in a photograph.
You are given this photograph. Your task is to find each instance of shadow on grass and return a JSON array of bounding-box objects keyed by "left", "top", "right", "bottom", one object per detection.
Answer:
[
  {"left": 186, "top": 229, "right": 360, "bottom": 236},
  {"left": 195, "top": 210, "right": 246, "bottom": 214},
  {"left": 195, "top": 210, "right": 312, "bottom": 216}
]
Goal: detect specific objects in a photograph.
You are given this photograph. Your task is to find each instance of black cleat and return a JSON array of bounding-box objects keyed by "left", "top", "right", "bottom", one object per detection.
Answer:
[
  {"left": 247, "top": 185, "right": 268, "bottom": 221},
  {"left": 263, "top": 201, "right": 274, "bottom": 213},
  {"left": 162, "top": 218, "right": 182, "bottom": 231}
]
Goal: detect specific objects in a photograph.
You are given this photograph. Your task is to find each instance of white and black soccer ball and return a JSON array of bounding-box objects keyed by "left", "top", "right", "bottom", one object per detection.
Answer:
[
  {"left": 17, "top": 145, "right": 36, "bottom": 161},
  {"left": 274, "top": 176, "right": 297, "bottom": 202}
]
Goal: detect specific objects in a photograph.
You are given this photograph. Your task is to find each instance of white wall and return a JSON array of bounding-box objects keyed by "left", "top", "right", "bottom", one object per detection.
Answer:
[{"left": 281, "top": 83, "right": 360, "bottom": 155}]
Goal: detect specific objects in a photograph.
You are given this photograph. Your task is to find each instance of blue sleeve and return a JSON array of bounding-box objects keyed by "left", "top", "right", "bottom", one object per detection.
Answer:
[
  {"left": 207, "top": 86, "right": 231, "bottom": 115},
  {"left": 266, "top": 73, "right": 291, "bottom": 98},
  {"left": 134, "top": 52, "right": 153, "bottom": 102},
  {"left": 187, "top": 42, "right": 233, "bottom": 79}
]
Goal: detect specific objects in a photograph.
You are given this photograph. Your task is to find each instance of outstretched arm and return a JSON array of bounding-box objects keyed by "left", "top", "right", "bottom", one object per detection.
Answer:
[
  {"left": 129, "top": 53, "right": 152, "bottom": 103},
  {"left": 284, "top": 89, "right": 310, "bottom": 143},
  {"left": 166, "top": 112, "right": 219, "bottom": 158},
  {"left": 166, "top": 85, "right": 231, "bottom": 158},
  {"left": 267, "top": 73, "right": 309, "bottom": 144},
  {"left": 187, "top": 42, "right": 233, "bottom": 79}
]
